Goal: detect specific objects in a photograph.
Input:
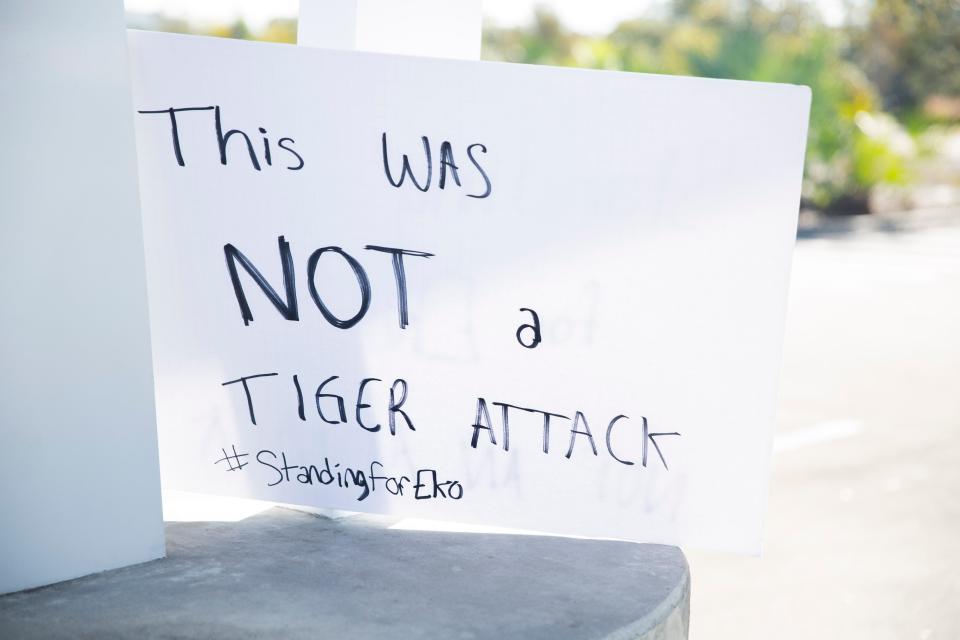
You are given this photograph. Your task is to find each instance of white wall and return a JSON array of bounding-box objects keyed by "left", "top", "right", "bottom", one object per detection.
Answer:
[{"left": 0, "top": 0, "right": 165, "bottom": 593}]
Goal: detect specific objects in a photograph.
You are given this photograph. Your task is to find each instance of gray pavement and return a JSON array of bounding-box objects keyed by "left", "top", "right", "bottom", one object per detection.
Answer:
[
  {"left": 688, "top": 214, "right": 960, "bottom": 639},
  {"left": 0, "top": 507, "right": 689, "bottom": 640}
]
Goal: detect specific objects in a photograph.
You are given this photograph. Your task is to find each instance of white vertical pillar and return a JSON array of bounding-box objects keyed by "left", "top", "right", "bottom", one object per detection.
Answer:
[
  {"left": 0, "top": 0, "right": 165, "bottom": 594},
  {"left": 298, "top": 0, "right": 483, "bottom": 60}
]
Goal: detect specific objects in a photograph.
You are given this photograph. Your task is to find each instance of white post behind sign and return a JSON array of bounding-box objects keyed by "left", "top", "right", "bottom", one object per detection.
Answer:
[{"left": 297, "top": 0, "right": 482, "bottom": 60}]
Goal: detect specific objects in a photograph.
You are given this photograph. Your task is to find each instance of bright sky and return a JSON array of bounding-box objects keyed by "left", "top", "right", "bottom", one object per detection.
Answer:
[{"left": 124, "top": 0, "right": 854, "bottom": 32}]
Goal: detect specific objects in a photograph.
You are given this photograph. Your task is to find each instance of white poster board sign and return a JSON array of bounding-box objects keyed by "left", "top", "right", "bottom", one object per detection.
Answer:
[{"left": 128, "top": 30, "right": 809, "bottom": 554}]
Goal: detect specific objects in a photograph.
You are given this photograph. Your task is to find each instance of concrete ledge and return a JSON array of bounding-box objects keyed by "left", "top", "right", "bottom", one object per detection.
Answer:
[{"left": 0, "top": 507, "right": 689, "bottom": 639}]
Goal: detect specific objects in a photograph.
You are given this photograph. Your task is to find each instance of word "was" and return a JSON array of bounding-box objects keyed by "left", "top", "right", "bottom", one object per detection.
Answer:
[{"left": 382, "top": 133, "right": 491, "bottom": 199}]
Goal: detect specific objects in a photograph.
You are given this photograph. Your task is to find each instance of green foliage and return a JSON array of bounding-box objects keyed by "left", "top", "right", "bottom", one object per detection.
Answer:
[{"left": 852, "top": 0, "right": 960, "bottom": 113}]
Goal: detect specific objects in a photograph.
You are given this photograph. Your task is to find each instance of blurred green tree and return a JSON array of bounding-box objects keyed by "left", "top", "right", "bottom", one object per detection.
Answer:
[{"left": 852, "top": 0, "right": 960, "bottom": 115}]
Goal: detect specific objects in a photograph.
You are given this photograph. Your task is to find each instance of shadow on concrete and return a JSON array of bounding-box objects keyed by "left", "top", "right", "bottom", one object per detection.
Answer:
[{"left": 0, "top": 507, "right": 689, "bottom": 640}]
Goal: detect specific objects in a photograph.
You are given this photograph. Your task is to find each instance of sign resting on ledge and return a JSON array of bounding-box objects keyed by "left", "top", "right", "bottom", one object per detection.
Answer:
[{"left": 128, "top": 30, "right": 810, "bottom": 555}]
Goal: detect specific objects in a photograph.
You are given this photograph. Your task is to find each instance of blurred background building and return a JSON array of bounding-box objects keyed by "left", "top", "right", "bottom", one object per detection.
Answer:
[{"left": 124, "top": 2, "right": 960, "bottom": 638}]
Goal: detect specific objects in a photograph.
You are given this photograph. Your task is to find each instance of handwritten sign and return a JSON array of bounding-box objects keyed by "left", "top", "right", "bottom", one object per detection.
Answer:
[{"left": 128, "top": 30, "right": 809, "bottom": 554}]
